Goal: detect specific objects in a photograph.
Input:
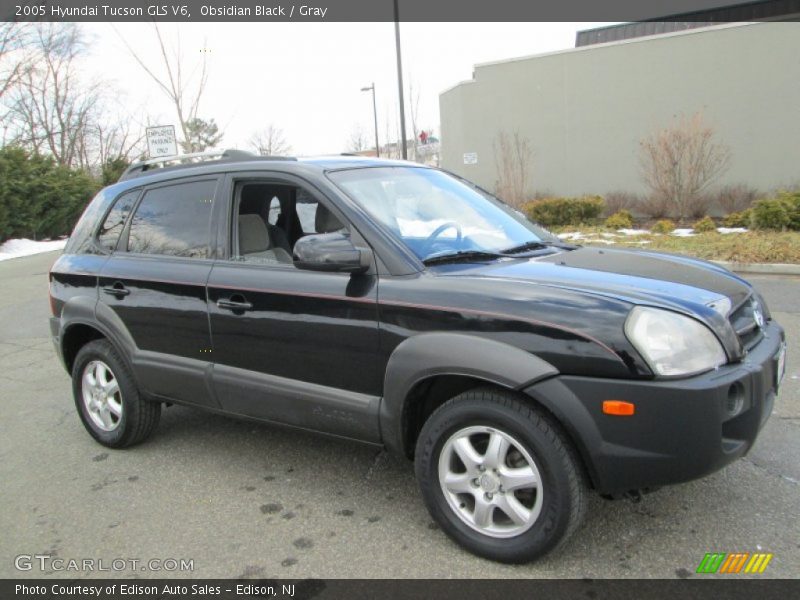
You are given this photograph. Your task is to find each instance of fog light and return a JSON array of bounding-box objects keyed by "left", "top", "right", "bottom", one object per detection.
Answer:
[{"left": 726, "top": 382, "right": 745, "bottom": 417}]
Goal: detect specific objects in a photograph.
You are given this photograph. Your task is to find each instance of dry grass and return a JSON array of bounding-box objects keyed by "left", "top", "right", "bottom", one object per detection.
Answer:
[{"left": 553, "top": 228, "right": 800, "bottom": 264}]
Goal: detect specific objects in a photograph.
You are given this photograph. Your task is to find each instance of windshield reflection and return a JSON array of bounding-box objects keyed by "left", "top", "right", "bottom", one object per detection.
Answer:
[{"left": 328, "top": 167, "right": 553, "bottom": 261}]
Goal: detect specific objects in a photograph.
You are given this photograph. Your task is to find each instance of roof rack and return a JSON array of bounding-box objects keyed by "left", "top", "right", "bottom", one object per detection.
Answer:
[{"left": 119, "top": 148, "right": 297, "bottom": 181}]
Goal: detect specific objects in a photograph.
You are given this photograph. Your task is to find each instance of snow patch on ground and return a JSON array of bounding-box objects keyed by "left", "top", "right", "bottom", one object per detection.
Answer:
[
  {"left": 671, "top": 228, "right": 696, "bottom": 237},
  {"left": 0, "top": 238, "right": 67, "bottom": 262},
  {"left": 559, "top": 225, "right": 748, "bottom": 244}
]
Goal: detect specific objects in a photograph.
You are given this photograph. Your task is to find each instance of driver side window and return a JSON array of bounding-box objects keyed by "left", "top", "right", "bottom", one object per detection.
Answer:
[{"left": 231, "top": 181, "right": 345, "bottom": 266}]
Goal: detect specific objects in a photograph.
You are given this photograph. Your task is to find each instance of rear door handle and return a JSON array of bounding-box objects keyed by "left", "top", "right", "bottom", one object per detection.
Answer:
[
  {"left": 102, "top": 283, "right": 130, "bottom": 297},
  {"left": 217, "top": 298, "right": 253, "bottom": 311}
]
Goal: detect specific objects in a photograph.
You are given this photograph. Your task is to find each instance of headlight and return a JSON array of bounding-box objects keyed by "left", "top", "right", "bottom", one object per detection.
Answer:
[{"left": 625, "top": 306, "right": 727, "bottom": 377}]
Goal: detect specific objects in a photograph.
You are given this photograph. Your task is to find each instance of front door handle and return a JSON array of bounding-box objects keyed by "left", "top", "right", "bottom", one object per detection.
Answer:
[
  {"left": 102, "top": 283, "right": 130, "bottom": 297},
  {"left": 217, "top": 297, "right": 253, "bottom": 312}
]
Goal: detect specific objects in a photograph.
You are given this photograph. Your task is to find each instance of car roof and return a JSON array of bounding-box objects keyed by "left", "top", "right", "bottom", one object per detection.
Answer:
[
  {"left": 117, "top": 149, "right": 424, "bottom": 185},
  {"left": 298, "top": 155, "right": 415, "bottom": 170}
]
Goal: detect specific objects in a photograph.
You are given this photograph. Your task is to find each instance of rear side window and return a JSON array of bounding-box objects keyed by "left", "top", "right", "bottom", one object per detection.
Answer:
[
  {"left": 63, "top": 190, "right": 115, "bottom": 255},
  {"left": 127, "top": 180, "right": 216, "bottom": 258},
  {"left": 97, "top": 190, "right": 139, "bottom": 252}
]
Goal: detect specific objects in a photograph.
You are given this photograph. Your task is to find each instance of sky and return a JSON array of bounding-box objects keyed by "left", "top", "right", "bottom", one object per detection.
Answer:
[{"left": 80, "top": 22, "right": 615, "bottom": 156}]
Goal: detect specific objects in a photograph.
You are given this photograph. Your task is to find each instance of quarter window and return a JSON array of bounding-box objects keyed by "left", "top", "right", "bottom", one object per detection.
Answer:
[
  {"left": 97, "top": 189, "right": 139, "bottom": 252},
  {"left": 127, "top": 180, "right": 216, "bottom": 258}
]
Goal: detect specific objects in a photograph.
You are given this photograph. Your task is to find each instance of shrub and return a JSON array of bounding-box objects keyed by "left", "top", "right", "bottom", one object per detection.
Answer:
[
  {"left": 722, "top": 209, "right": 752, "bottom": 228},
  {"left": 713, "top": 183, "right": 759, "bottom": 214},
  {"left": 688, "top": 195, "right": 714, "bottom": 219},
  {"left": 524, "top": 196, "right": 605, "bottom": 227},
  {"left": 639, "top": 194, "right": 671, "bottom": 219},
  {"left": 778, "top": 191, "right": 800, "bottom": 231},
  {"left": 0, "top": 146, "right": 100, "bottom": 242},
  {"left": 751, "top": 199, "right": 789, "bottom": 230},
  {"left": 605, "top": 210, "right": 634, "bottom": 230},
  {"left": 639, "top": 112, "right": 730, "bottom": 220},
  {"left": 603, "top": 191, "right": 638, "bottom": 216},
  {"left": 101, "top": 157, "right": 131, "bottom": 186},
  {"left": 693, "top": 216, "right": 717, "bottom": 233},
  {"left": 651, "top": 219, "right": 676, "bottom": 234}
]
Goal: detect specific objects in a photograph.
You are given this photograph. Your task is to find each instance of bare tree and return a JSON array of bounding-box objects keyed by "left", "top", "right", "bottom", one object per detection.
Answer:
[
  {"left": 493, "top": 131, "right": 533, "bottom": 208},
  {"left": 0, "top": 22, "right": 30, "bottom": 102},
  {"left": 713, "top": 183, "right": 759, "bottom": 214},
  {"left": 7, "top": 24, "right": 101, "bottom": 168},
  {"left": 639, "top": 112, "right": 731, "bottom": 220},
  {"left": 76, "top": 110, "right": 147, "bottom": 177},
  {"left": 249, "top": 124, "right": 292, "bottom": 156},
  {"left": 115, "top": 24, "right": 212, "bottom": 152},
  {"left": 347, "top": 124, "right": 368, "bottom": 153}
]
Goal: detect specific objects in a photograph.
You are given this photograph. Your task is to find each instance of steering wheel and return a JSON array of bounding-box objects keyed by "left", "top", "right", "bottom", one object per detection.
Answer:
[{"left": 419, "top": 221, "right": 463, "bottom": 256}]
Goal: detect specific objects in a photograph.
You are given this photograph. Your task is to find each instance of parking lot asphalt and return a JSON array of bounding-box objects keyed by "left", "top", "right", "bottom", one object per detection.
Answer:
[{"left": 1, "top": 251, "right": 798, "bottom": 579}]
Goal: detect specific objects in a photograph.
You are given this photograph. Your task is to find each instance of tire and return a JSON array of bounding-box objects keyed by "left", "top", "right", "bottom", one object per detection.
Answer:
[
  {"left": 72, "top": 339, "right": 160, "bottom": 448},
  {"left": 414, "top": 387, "right": 586, "bottom": 563}
]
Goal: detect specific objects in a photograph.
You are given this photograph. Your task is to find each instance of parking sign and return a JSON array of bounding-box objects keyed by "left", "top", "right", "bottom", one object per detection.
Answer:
[{"left": 146, "top": 125, "right": 178, "bottom": 158}]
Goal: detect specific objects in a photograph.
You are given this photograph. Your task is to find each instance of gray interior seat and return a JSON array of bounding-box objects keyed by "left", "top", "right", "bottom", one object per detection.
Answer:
[
  {"left": 269, "top": 223, "right": 292, "bottom": 253},
  {"left": 238, "top": 185, "right": 292, "bottom": 254},
  {"left": 238, "top": 214, "right": 292, "bottom": 263}
]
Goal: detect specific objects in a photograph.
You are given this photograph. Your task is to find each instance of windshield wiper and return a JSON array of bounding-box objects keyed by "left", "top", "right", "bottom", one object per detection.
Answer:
[
  {"left": 422, "top": 250, "right": 509, "bottom": 266},
  {"left": 501, "top": 240, "right": 574, "bottom": 254}
]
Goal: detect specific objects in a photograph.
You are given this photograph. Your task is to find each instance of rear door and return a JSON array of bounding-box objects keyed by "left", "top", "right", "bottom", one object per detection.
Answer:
[
  {"left": 206, "top": 172, "right": 382, "bottom": 442},
  {"left": 97, "top": 176, "right": 220, "bottom": 408}
]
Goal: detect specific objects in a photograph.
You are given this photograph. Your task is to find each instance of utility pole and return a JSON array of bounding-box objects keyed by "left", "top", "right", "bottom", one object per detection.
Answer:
[
  {"left": 361, "top": 83, "right": 380, "bottom": 157},
  {"left": 393, "top": 0, "right": 408, "bottom": 160}
]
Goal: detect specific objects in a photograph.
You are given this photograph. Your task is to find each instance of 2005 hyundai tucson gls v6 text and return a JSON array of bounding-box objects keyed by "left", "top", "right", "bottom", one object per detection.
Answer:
[{"left": 49, "top": 151, "right": 786, "bottom": 563}]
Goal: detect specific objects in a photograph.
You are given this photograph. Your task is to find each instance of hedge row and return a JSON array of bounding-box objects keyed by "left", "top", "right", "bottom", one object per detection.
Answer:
[
  {"left": 0, "top": 146, "right": 101, "bottom": 242},
  {"left": 520, "top": 191, "right": 800, "bottom": 231}
]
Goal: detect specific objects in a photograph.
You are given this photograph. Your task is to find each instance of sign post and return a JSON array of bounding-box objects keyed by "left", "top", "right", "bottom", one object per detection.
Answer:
[{"left": 146, "top": 125, "right": 178, "bottom": 158}]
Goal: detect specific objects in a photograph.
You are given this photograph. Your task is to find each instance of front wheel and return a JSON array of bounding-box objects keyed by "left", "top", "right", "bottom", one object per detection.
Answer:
[{"left": 414, "top": 388, "right": 586, "bottom": 563}]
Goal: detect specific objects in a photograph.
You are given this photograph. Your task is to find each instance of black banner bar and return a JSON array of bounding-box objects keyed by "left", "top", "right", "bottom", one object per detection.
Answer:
[
  {"left": 2, "top": 0, "right": 800, "bottom": 22},
  {"left": 3, "top": 579, "right": 800, "bottom": 600}
]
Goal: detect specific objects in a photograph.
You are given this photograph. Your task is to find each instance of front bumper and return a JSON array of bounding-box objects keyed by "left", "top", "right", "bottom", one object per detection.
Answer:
[{"left": 524, "top": 320, "right": 785, "bottom": 495}]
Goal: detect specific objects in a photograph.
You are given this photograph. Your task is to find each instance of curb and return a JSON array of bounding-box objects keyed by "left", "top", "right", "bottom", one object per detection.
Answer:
[{"left": 711, "top": 260, "right": 800, "bottom": 276}]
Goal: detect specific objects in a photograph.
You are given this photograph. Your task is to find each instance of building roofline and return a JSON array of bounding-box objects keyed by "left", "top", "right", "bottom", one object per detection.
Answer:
[
  {"left": 439, "top": 77, "right": 477, "bottom": 97},
  {"left": 471, "top": 21, "right": 761, "bottom": 72}
]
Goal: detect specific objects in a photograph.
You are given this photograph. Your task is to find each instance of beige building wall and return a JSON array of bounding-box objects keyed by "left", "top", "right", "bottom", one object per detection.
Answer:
[{"left": 440, "top": 22, "right": 800, "bottom": 198}]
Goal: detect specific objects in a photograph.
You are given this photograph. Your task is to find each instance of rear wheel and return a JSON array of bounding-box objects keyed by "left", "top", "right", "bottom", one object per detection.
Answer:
[
  {"left": 72, "top": 339, "right": 160, "bottom": 448},
  {"left": 414, "top": 388, "right": 586, "bottom": 563}
]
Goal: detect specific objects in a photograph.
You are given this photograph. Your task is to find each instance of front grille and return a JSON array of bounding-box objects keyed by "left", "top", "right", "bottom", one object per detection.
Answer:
[{"left": 729, "top": 296, "right": 764, "bottom": 350}]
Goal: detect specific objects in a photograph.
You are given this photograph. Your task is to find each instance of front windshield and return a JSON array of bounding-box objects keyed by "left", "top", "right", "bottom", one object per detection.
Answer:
[{"left": 328, "top": 167, "right": 554, "bottom": 261}]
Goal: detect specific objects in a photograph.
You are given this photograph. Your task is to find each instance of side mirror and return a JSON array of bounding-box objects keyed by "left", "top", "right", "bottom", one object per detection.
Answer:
[{"left": 293, "top": 232, "right": 373, "bottom": 274}]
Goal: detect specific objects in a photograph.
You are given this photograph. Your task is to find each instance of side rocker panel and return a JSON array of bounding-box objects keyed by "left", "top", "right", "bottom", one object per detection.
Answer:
[{"left": 380, "top": 332, "right": 559, "bottom": 454}]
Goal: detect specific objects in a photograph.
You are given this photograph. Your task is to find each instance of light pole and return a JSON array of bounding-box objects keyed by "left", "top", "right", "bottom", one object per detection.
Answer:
[
  {"left": 360, "top": 83, "right": 380, "bottom": 158},
  {"left": 394, "top": 0, "right": 408, "bottom": 160}
]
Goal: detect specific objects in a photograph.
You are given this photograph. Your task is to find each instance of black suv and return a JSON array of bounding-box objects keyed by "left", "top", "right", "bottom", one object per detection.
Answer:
[{"left": 49, "top": 151, "right": 786, "bottom": 562}]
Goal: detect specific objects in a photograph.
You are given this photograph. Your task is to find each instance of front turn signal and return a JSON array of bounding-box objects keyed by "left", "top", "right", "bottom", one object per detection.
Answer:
[{"left": 602, "top": 400, "right": 635, "bottom": 416}]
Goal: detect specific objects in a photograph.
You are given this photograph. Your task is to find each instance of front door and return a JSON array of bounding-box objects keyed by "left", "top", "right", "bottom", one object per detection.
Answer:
[{"left": 207, "top": 175, "right": 382, "bottom": 442}]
